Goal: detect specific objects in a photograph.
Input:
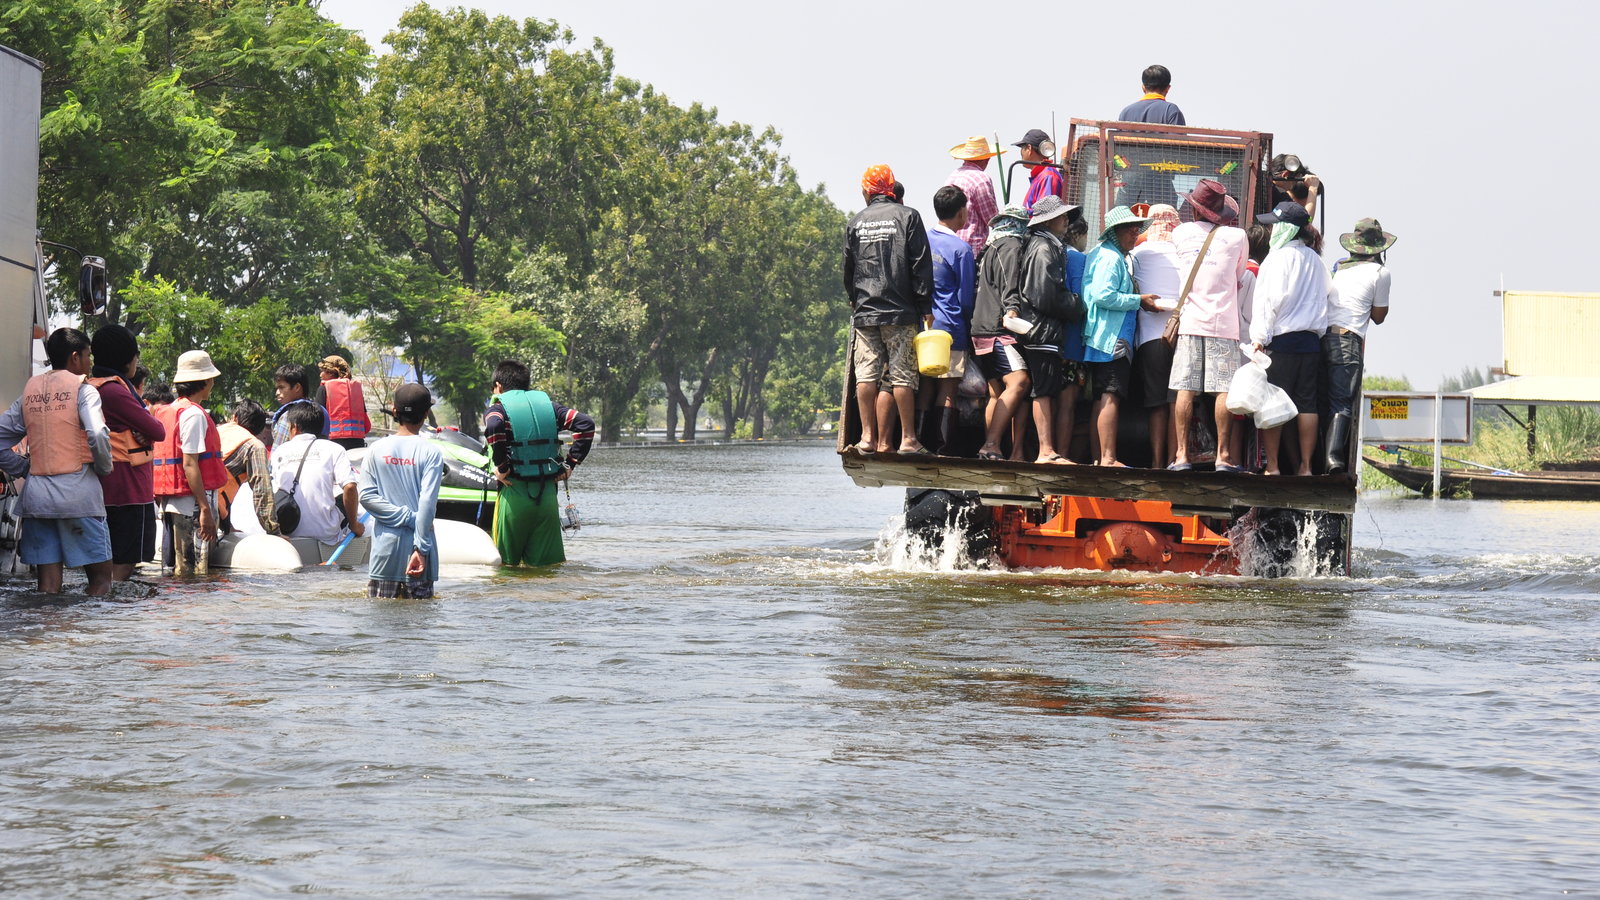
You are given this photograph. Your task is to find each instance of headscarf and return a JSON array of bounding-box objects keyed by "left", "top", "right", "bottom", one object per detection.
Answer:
[
  {"left": 985, "top": 204, "right": 1029, "bottom": 247},
  {"left": 1268, "top": 222, "right": 1300, "bottom": 251},
  {"left": 861, "top": 164, "right": 896, "bottom": 199},
  {"left": 1144, "top": 204, "right": 1180, "bottom": 243}
]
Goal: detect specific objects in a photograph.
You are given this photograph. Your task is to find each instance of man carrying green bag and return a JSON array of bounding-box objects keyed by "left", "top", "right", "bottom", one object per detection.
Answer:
[{"left": 482, "top": 360, "right": 595, "bottom": 566}]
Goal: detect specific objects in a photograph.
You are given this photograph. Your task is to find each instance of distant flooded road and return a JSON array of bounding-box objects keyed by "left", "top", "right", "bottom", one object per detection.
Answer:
[{"left": 4, "top": 444, "right": 1599, "bottom": 896}]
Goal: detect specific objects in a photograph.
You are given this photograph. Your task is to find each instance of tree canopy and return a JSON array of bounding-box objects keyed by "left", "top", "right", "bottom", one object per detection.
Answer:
[{"left": 4, "top": 1, "right": 847, "bottom": 440}]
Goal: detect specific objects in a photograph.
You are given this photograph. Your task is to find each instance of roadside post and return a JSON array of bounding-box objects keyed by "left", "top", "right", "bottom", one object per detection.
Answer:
[{"left": 1433, "top": 389, "right": 1444, "bottom": 500}]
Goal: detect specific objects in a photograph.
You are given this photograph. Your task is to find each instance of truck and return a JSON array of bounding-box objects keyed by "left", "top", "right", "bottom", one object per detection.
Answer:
[{"left": 838, "top": 119, "right": 1355, "bottom": 577}]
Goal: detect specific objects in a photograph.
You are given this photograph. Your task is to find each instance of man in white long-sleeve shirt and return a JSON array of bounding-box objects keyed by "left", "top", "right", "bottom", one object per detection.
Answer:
[
  {"left": 0, "top": 329, "right": 115, "bottom": 594},
  {"left": 1250, "top": 202, "right": 1332, "bottom": 476}
]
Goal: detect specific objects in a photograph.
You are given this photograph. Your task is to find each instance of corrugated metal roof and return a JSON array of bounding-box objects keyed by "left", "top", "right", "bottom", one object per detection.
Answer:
[
  {"left": 1466, "top": 375, "right": 1600, "bottom": 406},
  {"left": 1502, "top": 291, "right": 1600, "bottom": 377}
]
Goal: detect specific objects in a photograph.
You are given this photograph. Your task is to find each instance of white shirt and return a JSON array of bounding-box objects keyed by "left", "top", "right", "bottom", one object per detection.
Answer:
[
  {"left": 1251, "top": 243, "right": 1332, "bottom": 346},
  {"left": 1327, "top": 262, "right": 1391, "bottom": 338},
  {"left": 1130, "top": 240, "right": 1182, "bottom": 346},
  {"left": 270, "top": 433, "right": 356, "bottom": 545}
]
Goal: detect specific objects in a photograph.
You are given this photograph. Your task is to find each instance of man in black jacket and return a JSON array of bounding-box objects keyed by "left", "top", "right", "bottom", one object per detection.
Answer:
[
  {"left": 1011, "top": 195, "right": 1082, "bottom": 465},
  {"left": 843, "top": 164, "right": 933, "bottom": 455},
  {"left": 971, "top": 205, "right": 1031, "bottom": 461}
]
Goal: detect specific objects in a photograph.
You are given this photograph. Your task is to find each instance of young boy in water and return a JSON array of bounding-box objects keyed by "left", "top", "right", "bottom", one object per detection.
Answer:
[{"left": 358, "top": 384, "right": 445, "bottom": 598}]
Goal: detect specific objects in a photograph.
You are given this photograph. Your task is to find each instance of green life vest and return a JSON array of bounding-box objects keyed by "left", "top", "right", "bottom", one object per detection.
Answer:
[{"left": 494, "top": 389, "right": 565, "bottom": 479}]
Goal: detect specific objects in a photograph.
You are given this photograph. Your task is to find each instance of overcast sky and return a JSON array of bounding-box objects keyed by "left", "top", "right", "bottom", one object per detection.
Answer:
[{"left": 318, "top": 0, "right": 1596, "bottom": 389}]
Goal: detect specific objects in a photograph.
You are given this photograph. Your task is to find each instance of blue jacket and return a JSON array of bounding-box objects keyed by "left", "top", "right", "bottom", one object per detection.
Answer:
[{"left": 1082, "top": 239, "right": 1142, "bottom": 356}]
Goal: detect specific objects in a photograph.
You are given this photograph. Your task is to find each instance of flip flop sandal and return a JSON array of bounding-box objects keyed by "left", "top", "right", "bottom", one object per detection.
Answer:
[{"left": 1167, "top": 461, "right": 1193, "bottom": 472}]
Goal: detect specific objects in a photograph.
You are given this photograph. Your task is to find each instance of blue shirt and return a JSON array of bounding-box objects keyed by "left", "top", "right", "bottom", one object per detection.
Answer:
[
  {"left": 928, "top": 224, "right": 976, "bottom": 347},
  {"left": 1060, "top": 247, "right": 1088, "bottom": 362},
  {"left": 357, "top": 434, "right": 445, "bottom": 583},
  {"left": 1118, "top": 97, "right": 1186, "bottom": 126},
  {"left": 1082, "top": 239, "right": 1142, "bottom": 360}
]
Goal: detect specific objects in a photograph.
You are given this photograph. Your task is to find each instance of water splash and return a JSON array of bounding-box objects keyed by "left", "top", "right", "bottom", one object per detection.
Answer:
[
  {"left": 873, "top": 510, "right": 993, "bottom": 573},
  {"left": 1226, "top": 509, "right": 1346, "bottom": 579}
]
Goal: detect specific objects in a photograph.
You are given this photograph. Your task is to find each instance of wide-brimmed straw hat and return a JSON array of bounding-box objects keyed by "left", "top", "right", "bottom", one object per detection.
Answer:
[
  {"left": 1339, "top": 217, "right": 1397, "bottom": 256},
  {"left": 173, "top": 349, "right": 221, "bottom": 382},
  {"left": 1183, "top": 178, "right": 1238, "bottom": 226},
  {"left": 1099, "top": 205, "right": 1150, "bottom": 242},
  {"left": 1028, "top": 195, "right": 1078, "bottom": 227},
  {"left": 949, "top": 136, "right": 1004, "bottom": 160}
]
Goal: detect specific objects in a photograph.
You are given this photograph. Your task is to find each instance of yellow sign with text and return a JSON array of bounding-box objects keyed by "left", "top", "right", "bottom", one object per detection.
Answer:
[{"left": 1370, "top": 397, "right": 1409, "bottom": 420}]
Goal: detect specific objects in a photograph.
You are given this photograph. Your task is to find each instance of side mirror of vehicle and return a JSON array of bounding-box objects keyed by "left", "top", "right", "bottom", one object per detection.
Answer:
[{"left": 78, "top": 256, "right": 107, "bottom": 316}]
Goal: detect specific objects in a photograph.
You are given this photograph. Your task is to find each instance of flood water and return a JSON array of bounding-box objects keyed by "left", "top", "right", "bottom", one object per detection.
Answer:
[{"left": 4, "top": 443, "right": 1599, "bottom": 897}]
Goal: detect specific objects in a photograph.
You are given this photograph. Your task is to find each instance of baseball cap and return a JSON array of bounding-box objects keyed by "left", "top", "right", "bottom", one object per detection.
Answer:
[
  {"left": 394, "top": 383, "right": 432, "bottom": 416},
  {"left": 1256, "top": 201, "right": 1310, "bottom": 228},
  {"left": 1013, "top": 128, "right": 1051, "bottom": 149}
]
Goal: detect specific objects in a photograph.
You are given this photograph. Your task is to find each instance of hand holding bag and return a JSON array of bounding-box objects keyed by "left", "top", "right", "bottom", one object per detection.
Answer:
[{"left": 1162, "top": 227, "right": 1218, "bottom": 349}]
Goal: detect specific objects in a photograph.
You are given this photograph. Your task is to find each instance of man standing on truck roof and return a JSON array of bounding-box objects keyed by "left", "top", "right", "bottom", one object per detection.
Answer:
[
  {"left": 945, "top": 136, "right": 1002, "bottom": 255},
  {"left": 844, "top": 163, "right": 933, "bottom": 456},
  {"left": 1167, "top": 179, "right": 1250, "bottom": 473},
  {"left": 1118, "top": 65, "right": 1187, "bottom": 125},
  {"left": 1015, "top": 129, "right": 1063, "bottom": 213}
]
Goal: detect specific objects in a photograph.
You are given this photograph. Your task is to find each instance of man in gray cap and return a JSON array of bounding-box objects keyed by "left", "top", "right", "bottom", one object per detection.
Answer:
[{"left": 359, "top": 384, "right": 445, "bottom": 598}]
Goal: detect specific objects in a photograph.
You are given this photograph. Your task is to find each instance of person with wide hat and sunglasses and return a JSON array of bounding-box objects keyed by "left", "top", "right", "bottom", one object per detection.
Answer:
[{"left": 1323, "top": 217, "right": 1396, "bottom": 475}]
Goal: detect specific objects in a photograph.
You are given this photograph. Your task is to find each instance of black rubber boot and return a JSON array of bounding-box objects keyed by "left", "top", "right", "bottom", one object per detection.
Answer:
[{"left": 1324, "top": 413, "right": 1353, "bottom": 475}]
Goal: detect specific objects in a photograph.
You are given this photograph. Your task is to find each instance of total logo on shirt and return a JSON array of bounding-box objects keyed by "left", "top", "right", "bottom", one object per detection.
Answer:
[{"left": 382, "top": 455, "right": 415, "bottom": 466}]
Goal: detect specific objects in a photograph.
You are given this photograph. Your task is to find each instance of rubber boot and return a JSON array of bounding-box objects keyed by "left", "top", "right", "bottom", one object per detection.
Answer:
[
  {"left": 1324, "top": 413, "right": 1353, "bottom": 476},
  {"left": 936, "top": 406, "right": 957, "bottom": 456}
]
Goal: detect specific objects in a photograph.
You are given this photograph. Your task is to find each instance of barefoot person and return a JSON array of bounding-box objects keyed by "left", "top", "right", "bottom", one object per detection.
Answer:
[{"left": 0, "top": 329, "right": 115, "bottom": 595}]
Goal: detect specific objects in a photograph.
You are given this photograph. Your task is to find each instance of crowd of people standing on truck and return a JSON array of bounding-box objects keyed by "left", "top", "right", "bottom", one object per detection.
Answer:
[
  {"left": 843, "top": 65, "right": 1392, "bottom": 477},
  {"left": 0, "top": 326, "right": 594, "bottom": 596}
]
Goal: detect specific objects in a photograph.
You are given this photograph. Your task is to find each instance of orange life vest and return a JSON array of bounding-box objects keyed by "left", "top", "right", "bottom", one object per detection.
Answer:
[
  {"left": 152, "top": 398, "right": 227, "bottom": 496},
  {"left": 85, "top": 375, "right": 155, "bottom": 467},
  {"left": 323, "top": 378, "right": 370, "bottom": 441},
  {"left": 20, "top": 369, "right": 94, "bottom": 476}
]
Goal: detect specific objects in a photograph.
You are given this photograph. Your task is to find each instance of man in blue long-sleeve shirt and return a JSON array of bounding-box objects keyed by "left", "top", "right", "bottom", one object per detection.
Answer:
[
  {"left": 358, "top": 383, "right": 444, "bottom": 598},
  {"left": 920, "top": 185, "right": 976, "bottom": 454}
]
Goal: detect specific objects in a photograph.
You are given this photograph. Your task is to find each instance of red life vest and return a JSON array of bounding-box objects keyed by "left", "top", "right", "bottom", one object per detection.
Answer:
[
  {"left": 85, "top": 375, "right": 155, "bottom": 467},
  {"left": 20, "top": 370, "right": 93, "bottom": 476},
  {"left": 323, "top": 378, "right": 370, "bottom": 441},
  {"left": 152, "top": 398, "right": 227, "bottom": 496}
]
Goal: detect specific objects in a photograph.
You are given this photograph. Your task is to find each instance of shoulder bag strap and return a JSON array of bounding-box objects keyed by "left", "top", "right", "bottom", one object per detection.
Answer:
[
  {"left": 288, "top": 438, "right": 314, "bottom": 491},
  {"left": 1174, "top": 227, "right": 1219, "bottom": 317}
]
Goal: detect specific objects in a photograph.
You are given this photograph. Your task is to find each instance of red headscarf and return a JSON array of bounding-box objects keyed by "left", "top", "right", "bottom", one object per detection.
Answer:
[{"left": 861, "top": 164, "right": 895, "bottom": 199}]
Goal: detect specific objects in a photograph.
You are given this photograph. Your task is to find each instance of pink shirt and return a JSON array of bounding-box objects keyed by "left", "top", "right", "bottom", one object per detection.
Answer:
[
  {"left": 1171, "top": 221, "right": 1249, "bottom": 341},
  {"left": 945, "top": 162, "right": 998, "bottom": 255}
]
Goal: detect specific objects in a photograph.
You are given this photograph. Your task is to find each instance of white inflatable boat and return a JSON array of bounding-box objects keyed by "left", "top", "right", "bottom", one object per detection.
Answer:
[{"left": 208, "top": 517, "right": 501, "bottom": 572}]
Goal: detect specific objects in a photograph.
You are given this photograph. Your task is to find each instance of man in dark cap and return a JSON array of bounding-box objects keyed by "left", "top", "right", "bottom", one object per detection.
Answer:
[
  {"left": 358, "top": 384, "right": 445, "bottom": 598},
  {"left": 88, "top": 325, "right": 166, "bottom": 580},
  {"left": 1015, "top": 129, "right": 1063, "bottom": 213}
]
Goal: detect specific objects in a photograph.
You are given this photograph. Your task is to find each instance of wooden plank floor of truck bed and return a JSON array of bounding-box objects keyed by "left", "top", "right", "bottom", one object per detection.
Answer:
[{"left": 838, "top": 448, "right": 1357, "bottom": 515}]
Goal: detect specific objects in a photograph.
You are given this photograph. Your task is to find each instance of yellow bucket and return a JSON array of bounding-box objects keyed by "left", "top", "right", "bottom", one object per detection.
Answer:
[{"left": 915, "top": 329, "right": 953, "bottom": 377}]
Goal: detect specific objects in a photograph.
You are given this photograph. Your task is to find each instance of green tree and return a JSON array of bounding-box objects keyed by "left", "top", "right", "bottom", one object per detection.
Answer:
[
  {"left": 121, "top": 276, "right": 334, "bottom": 406},
  {"left": 3, "top": 0, "right": 371, "bottom": 317}
]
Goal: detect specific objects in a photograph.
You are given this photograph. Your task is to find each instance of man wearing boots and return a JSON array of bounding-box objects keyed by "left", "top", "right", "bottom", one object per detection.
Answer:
[
  {"left": 1325, "top": 217, "right": 1395, "bottom": 474},
  {"left": 919, "top": 185, "right": 976, "bottom": 455}
]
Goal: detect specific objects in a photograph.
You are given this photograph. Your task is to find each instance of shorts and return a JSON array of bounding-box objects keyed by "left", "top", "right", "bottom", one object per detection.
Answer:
[
  {"left": 1022, "top": 347, "right": 1064, "bottom": 398},
  {"left": 975, "top": 342, "right": 1027, "bottom": 380},
  {"left": 1087, "top": 358, "right": 1133, "bottom": 398},
  {"left": 369, "top": 578, "right": 435, "bottom": 600},
  {"left": 851, "top": 324, "right": 919, "bottom": 388},
  {"left": 19, "top": 516, "right": 112, "bottom": 568},
  {"left": 141, "top": 503, "right": 157, "bottom": 562},
  {"left": 1134, "top": 340, "right": 1176, "bottom": 408},
  {"left": 105, "top": 504, "right": 150, "bottom": 566},
  {"left": 1169, "top": 334, "right": 1243, "bottom": 394},
  {"left": 1266, "top": 350, "right": 1320, "bottom": 414},
  {"left": 935, "top": 349, "right": 969, "bottom": 380}
]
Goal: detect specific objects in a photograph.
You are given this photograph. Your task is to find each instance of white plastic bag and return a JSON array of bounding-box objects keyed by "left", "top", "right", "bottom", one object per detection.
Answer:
[
  {"left": 1225, "top": 361, "right": 1271, "bottom": 416},
  {"left": 1254, "top": 383, "right": 1298, "bottom": 429}
]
